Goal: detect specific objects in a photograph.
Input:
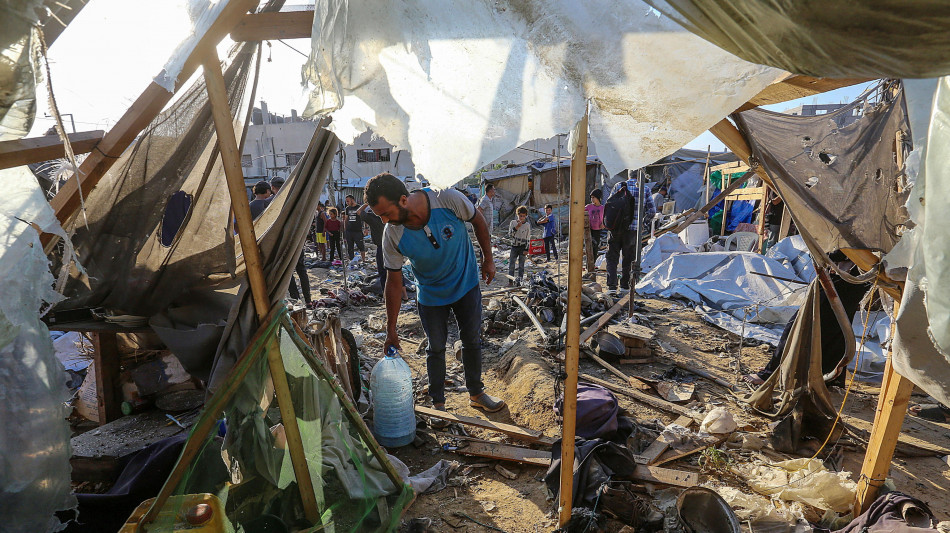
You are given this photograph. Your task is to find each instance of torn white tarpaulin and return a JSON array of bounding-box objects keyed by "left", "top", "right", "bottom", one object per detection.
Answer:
[
  {"left": 636, "top": 238, "right": 814, "bottom": 345},
  {"left": 883, "top": 78, "right": 950, "bottom": 407},
  {"left": 0, "top": 167, "right": 75, "bottom": 531},
  {"left": 304, "top": 0, "right": 783, "bottom": 187}
]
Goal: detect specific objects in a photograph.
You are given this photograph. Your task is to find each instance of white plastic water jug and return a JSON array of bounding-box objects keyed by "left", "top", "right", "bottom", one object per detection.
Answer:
[{"left": 370, "top": 346, "right": 416, "bottom": 447}]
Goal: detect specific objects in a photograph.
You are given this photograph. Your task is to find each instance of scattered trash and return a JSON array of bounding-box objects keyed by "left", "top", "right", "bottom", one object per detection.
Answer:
[
  {"left": 700, "top": 408, "right": 737, "bottom": 434},
  {"left": 736, "top": 458, "right": 857, "bottom": 513},
  {"left": 657, "top": 381, "right": 695, "bottom": 403},
  {"left": 495, "top": 463, "right": 518, "bottom": 480}
]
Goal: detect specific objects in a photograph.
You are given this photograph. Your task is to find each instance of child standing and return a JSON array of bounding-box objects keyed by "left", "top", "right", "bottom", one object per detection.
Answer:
[
  {"left": 314, "top": 202, "right": 328, "bottom": 261},
  {"left": 538, "top": 204, "right": 559, "bottom": 262},
  {"left": 507, "top": 206, "right": 531, "bottom": 286},
  {"left": 325, "top": 207, "right": 344, "bottom": 263},
  {"left": 585, "top": 190, "right": 605, "bottom": 251}
]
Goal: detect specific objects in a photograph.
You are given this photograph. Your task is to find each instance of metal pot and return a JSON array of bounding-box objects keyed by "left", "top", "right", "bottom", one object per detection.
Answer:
[{"left": 591, "top": 331, "right": 625, "bottom": 360}]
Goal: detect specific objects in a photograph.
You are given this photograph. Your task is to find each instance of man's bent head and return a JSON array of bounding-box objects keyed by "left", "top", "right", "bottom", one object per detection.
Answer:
[{"left": 365, "top": 172, "right": 411, "bottom": 225}]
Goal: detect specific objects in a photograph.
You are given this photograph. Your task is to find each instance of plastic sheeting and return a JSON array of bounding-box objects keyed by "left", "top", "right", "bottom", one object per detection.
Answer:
[
  {"left": 0, "top": 2, "right": 42, "bottom": 141},
  {"left": 305, "top": 0, "right": 784, "bottom": 187},
  {"left": 643, "top": 0, "right": 950, "bottom": 79},
  {"left": 887, "top": 78, "right": 950, "bottom": 407},
  {"left": 0, "top": 169, "right": 75, "bottom": 529},
  {"left": 735, "top": 85, "right": 911, "bottom": 255},
  {"left": 636, "top": 237, "right": 814, "bottom": 345}
]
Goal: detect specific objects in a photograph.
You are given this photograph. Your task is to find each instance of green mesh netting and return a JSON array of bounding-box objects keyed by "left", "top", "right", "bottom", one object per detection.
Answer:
[{"left": 144, "top": 307, "right": 412, "bottom": 532}]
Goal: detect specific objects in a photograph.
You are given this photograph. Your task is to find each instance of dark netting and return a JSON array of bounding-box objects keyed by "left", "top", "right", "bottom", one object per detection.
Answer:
[
  {"left": 123, "top": 308, "right": 412, "bottom": 532},
  {"left": 734, "top": 82, "right": 911, "bottom": 255},
  {"left": 644, "top": 0, "right": 950, "bottom": 79},
  {"left": 55, "top": 41, "right": 258, "bottom": 316}
]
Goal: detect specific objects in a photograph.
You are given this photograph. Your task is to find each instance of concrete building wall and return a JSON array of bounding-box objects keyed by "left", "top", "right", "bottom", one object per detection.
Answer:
[{"left": 484, "top": 135, "right": 599, "bottom": 168}]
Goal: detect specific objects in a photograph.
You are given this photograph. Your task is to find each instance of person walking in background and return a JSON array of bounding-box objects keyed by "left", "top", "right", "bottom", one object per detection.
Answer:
[
  {"left": 604, "top": 173, "right": 656, "bottom": 292},
  {"left": 507, "top": 205, "right": 531, "bottom": 286},
  {"left": 325, "top": 207, "right": 344, "bottom": 263},
  {"left": 477, "top": 183, "right": 498, "bottom": 234},
  {"left": 249, "top": 180, "right": 271, "bottom": 220},
  {"left": 360, "top": 203, "right": 388, "bottom": 292},
  {"left": 586, "top": 189, "right": 606, "bottom": 251},
  {"left": 343, "top": 194, "right": 366, "bottom": 265},
  {"left": 651, "top": 185, "right": 667, "bottom": 213},
  {"left": 538, "top": 204, "right": 559, "bottom": 262},
  {"left": 314, "top": 202, "right": 328, "bottom": 261}
]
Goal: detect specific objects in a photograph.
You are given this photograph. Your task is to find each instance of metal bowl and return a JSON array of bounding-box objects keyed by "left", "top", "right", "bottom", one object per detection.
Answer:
[
  {"left": 676, "top": 487, "right": 741, "bottom": 533},
  {"left": 591, "top": 331, "right": 625, "bottom": 360}
]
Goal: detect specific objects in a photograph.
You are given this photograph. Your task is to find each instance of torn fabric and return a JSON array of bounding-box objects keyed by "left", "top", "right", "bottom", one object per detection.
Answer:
[
  {"left": 735, "top": 84, "right": 911, "bottom": 255},
  {"left": 305, "top": 0, "right": 783, "bottom": 187},
  {"left": 643, "top": 0, "right": 950, "bottom": 79}
]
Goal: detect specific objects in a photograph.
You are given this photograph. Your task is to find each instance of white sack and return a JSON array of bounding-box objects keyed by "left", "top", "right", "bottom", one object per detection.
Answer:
[{"left": 305, "top": 0, "right": 783, "bottom": 187}]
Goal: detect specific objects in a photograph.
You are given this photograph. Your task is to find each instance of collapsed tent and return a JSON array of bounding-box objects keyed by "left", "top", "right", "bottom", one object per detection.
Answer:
[
  {"left": 304, "top": 0, "right": 784, "bottom": 186},
  {"left": 641, "top": 148, "right": 737, "bottom": 211},
  {"left": 636, "top": 236, "right": 815, "bottom": 345},
  {"left": 735, "top": 82, "right": 910, "bottom": 255}
]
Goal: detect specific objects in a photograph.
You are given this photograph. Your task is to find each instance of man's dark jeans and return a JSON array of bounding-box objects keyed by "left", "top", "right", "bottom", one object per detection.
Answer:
[
  {"left": 417, "top": 284, "right": 484, "bottom": 405},
  {"left": 605, "top": 228, "right": 638, "bottom": 290},
  {"left": 544, "top": 235, "right": 558, "bottom": 261},
  {"left": 375, "top": 246, "right": 387, "bottom": 293}
]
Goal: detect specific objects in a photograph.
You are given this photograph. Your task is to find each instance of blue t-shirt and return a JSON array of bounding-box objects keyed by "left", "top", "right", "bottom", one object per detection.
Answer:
[
  {"left": 542, "top": 213, "right": 558, "bottom": 238},
  {"left": 382, "top": 188, "right": 480, "bottom": 306}
]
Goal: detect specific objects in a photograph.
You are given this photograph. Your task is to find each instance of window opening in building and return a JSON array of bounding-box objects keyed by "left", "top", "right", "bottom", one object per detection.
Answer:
[
  {"left": 285, "top": 152, "right": 303, "bottom": 167},
  {"left": 241, "top": 154, "right": 252, "bottom": 167},
  {"left": 357, "top": 148, "right": 391, "bottom": 162}
]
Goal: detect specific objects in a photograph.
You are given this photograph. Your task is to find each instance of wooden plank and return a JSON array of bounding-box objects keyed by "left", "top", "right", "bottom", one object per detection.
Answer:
[
  {"left": 757, "top": 184, "right": 769, "bottom": 252},
  {"left": 579, "top": 292, "right": 630, "bottom": 344},
  {"left": 637, "top": 415, "right": 693, "bottom": 465},
  {"left": 709, "top": 161, "right": 749, "bottom": 174},
  {"left": 230, "top": 9, "right": 314, "bottom": 41},
  {"left": 619, "top": 357, "right": 654, "bottom": 365},
  {"left": 608, "top": 323, "right": 654, "bottom": 342},
  {"left": 587, "top": 350, "right": 651, "bottom": 391},
  {"left": 624, "top": 347, "right": 652, "bottom": 358},
  {"left": 47, "top": 0, "right": 259, "bottom": 232},
  {"left": 560, "top": 108, "right": 590, "bottom": 528},
  {"left": 653, "top": 436, "right": 727, "bottom": 467},
  {"left": 737, "top": 75, "right": 873, "bottom": 112},
  {"left": 0, "top": 130, "right": 104, "bottom": 170},
  {"left": 671, "top": 361, "right": 737, "bottom": 390},
  {"left": 415, "top": 406, "right": 555, "bottom": 445},
  {"left": 91, "top": 331, "right": 121, "bottom": 425},
  {"left": 580, "top": 373, "right": 696, "bottom": 419},
  {"left": 455, "top": 441, "right": 551, "bottom": 467},
  {"left": 632, "top": 465, "right": 699, "bottom": 487}
]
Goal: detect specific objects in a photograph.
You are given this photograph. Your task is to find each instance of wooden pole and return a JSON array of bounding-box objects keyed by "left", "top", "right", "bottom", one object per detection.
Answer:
[
  {"left": 654, "top": 172, "right": 751, "bottom": 238},
  {"left": 854, "top": 300, "right": 914, "bottom": 513},
  {"left": 201, "top": 48, "right": 321, "bottom": 524},
  {"left": 558, "top": 109, "right": 588, "bottom": 527},
  {"left": 757, "top": 184, "right": 769, "bottom": 252},
  {"left": 720, "top": 172, "right": 731, "bottom": 238}
]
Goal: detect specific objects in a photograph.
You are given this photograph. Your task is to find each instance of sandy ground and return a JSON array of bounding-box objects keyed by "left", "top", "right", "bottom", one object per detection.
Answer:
[{"left": 307, "top": 241, "right": 950, "bottom": 533}]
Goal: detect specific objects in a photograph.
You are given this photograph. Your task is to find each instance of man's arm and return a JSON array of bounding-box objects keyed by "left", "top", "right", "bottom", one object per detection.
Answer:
[
  {"left": 357, "top": 202, "right": 369, "bottom": 215},
  {"left": 384, "top": 269, "right": 404, "bottom": 352},
  {"left": 470, "top": 209, "right": 496, "bottom": 284}
]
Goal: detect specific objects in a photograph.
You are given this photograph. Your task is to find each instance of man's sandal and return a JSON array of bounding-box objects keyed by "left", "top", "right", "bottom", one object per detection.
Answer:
[{"left": 429, "top": 404, "right": 451, "bottom": 429}]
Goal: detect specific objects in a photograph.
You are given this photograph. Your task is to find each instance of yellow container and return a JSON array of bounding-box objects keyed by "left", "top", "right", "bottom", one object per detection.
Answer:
[{"left": 120, "top": 493, "right": 233, "bottom": 532}]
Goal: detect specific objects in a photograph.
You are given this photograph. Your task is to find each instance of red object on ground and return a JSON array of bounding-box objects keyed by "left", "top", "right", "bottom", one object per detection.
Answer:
[{"left": 528, "top": 238, "right": 546, "bottom": 255}]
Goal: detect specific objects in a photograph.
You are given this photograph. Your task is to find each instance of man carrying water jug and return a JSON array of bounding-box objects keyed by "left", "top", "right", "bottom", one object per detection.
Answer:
[{"left": 365, "top": 172, "right": 506, "bottom": 428}]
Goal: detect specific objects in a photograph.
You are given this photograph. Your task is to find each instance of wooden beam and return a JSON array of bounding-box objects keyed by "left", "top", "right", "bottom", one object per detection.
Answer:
[
  {"left": 230, "top": 9, "right": 314, "bottom": 41},
  {"left": 200, "top": 47, "right": 320, "bottom": 524},
  {"left": 0, "top": 130, "right": 104, "bottom": 170},
  {"left": 455, "top": 441, "right": 551, "bottom": 467},
  {"left": 90, "top": 331, "right": 121, "bottom": 425},
  {"left": 579, "top": 292, "right": 630, "bottom": 344},
  {"left": 586, "top": 350, "right": 651, "bottom": 391},
  {"left": 633, "top": 465, "right": 700, "bottom": 487},
  {"left": 559, "top": 110, "right": 589, "bottom": 527},
  {"left": 414, "top": 406, "right": 554, "bottom": 446},
  {"left": 637, "top": 415, "right": 692, "bottom": 465},
  {"left": 736, "top": 74, "right": 873, "bottom": 112},
  {"left": 654, "top": 172, "right": 752, "bottom": 238},
  {"left": 580, "top": 373, "right": 696, "bottom": 419},
  {"left": 854, "top": 299, "right": 914, "bottom": 514},
  {"left": 47, "top": 0, "right": 258, "bottom": 231}
]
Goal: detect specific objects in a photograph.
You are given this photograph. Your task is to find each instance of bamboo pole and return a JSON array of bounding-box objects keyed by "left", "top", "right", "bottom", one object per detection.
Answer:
[
  {"left": 558, "top": 108, "right": 588, "bottom": 527},
  {"left": 200, "top": 48, "right": 320, "bottom": 524}
]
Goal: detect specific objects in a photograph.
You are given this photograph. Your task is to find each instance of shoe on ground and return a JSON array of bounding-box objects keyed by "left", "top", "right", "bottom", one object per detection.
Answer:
[
  {"left": 429, "top": 404, "right": 450, "bottom": 429},
  {"left": 507, "top": 280, "right": 514, "bottom": 287},
  {"left": 469, "top": 393, "right": 505, "bottom": 413}
]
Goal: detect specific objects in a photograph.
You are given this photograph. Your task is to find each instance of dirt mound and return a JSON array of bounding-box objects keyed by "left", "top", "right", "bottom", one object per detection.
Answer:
[{"left": 491, "top": 334, "right": 560, "bottom": 437}]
